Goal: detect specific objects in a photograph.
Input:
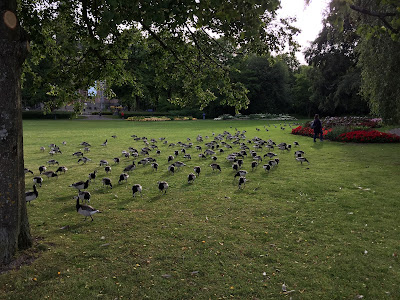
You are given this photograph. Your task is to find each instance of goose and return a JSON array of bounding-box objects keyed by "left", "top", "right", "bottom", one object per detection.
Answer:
[
  {"left": 48, "top": 150, "right": 56, "bottom": 156},
  {"left": 104, "top": 166, "right": 112, "bottom": 174},
  {"left": 132, "top": 184, "right": 143, "bottom": 197},
  {"left": 237, "top": 159, "right": 244, "bottom": 167},
  {"left": 211, "top": 156, "right": 218, "bottom": 161},
  {"left": 264, "top": 152, "right": 277, "bottom": 159},
  {"left": 118, "top": 173, "right": 129, "bottom": 184},
  {"left": 123, "top": 163, "right": 136, "bottom": 172},
  {"left": 72, "top": 151, "right": 84, "bottom": 157},
  {"left": 173, "top": 161, "right": 186, "bottom": 168},
  {"left": 187, "top": 173, "right": 196, "bottom": 183},
  {"left": 198, "top": 153, "right": 207, "bottom": 159},
  {"left": 24, "top": 168, "right": 34, "bottom": 175},
  {"left": 111, "top": 135, "right": 117, "bottom": 139},
  {"left": 76, "top": 198, "right": 100, "bottom": 221},
  {"left": 195, "top": 146, "right": 202, "bottom": 151},
  {"left": 47, "top": 159, "right": 59, "bottom": 166},
  {"left": 238, "top": 176, "right": 246, "bottom": 189},
  {"left": 294, "top": 150, "right": 305, "bottom": 158},
  {"left": 62, "top": 141, "right": 67, "bottom": 145},
  {"left": 174, "top": 150, "right": 179, "bottom": 156},
  {"left": 74, "top": 191, "right": 91, "bottom": 203},
  {"left": 56, "top": 166, "right": 68, "bottom": 174},
  {"left": 268, "top": 158, "right": 279, "bottom": 167},
  {"left": 294, "top": 141, "right": 299, "bottom": 147},
  {"left": 296, "top": 157, "right": 310, "bottom": 165},
  {"left": 181, "top": 148, "right": 186, "bottom": 154},
  {"left": 114, "top": 157, "right": 120, "bottom": 164},
  {"left": 158, "top": 181, "right": 169, "bottom": 194},
  {"left": 193, "top": 166, "right": 201, "bottom": 176},
  {"left": 183, "top": 154, "right": 192, "bottom": 160},
  {"left": 39, "top": 165, "right": 47, "bottom": 174},
  {"left": 263, "top": 164, "right": 271, "bottom": 172},
  {"left": 33, "top": 176, "right": 43, "bottom": 187},
  {"left": 78, "top": 157, "right": 91, "bottom": 164},
  {"left": 88, "top": 170, "right": 97, "bottom": 181},
  {"left": 40, "top": 146, "right": 45, "bottom": 152},
  {"left": 251, "top": 161, "right": 258, "bottom": 171},
  {"left": 80, "top": 141, "right": 91, "bottom": 147},
  {"left": 254, "top": 155, "right": 262, "bottom": 162},
  {"left": 156, "top": 150, "right": 161, "bottom": 155},
  {"left": 168, "top": 155, "right": 174, "bottom": 162},
  {"left": 232, "top": 163, "right": 239, "bottom": 172},
  {"left": 42, "top": 171, "right": 58, "bottom": 178},
  {"left": 151, "top": 162, "right": 159, "bottom": 171},
  {"left": 168, "top": 165, "right": 175, "bottom": 174},
  {"left": 124, "top": 152, "right": 130, "bottom": 158},
  {"left": 101, "top": 139, "right": 108, "bottom": 146},
  {"left": 102, "top": 177, "right": 113, "bottom": 189},
  {"left": 25, "top": 185, "right": 38, "bottom": 204},
  {"left": 234, "top": 170, "right": 248, "bottom": 178},
  {"left": 69, "top": 179, "right": 90, "bottom": 191},
  {"left": 138, "top": 158, "right": 149, "bottom": 166},
  {"left": 99, "top": 160, "right": 109, "bottom": 166},
  {"left": 210, "top": 163, "right": 221, "bottom": 172}
]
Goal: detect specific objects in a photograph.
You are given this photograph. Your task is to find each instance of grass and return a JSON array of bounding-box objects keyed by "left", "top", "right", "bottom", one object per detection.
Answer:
[{"left": 1, "top": 119, "right": 400, "bottom": 299}]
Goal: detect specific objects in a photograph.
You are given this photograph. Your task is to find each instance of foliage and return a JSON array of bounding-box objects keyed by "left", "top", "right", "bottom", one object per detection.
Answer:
[
  {"left": 126, "top": 116, "right": 172, "bottom": 122},
  {"left": 22, "top": 111, "right": 76, "bottom": 119}
]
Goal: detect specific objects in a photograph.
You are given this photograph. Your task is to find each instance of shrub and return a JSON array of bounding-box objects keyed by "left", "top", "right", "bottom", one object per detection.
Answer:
[
  {"left": 338, "top": 130, "right": 400, "bottom": 143},
  {"left": 22, "top": 111, "right": 76, "bottom": 119},
  {"left": 324, "top": 126, "right": 352, "bottom": 141}
]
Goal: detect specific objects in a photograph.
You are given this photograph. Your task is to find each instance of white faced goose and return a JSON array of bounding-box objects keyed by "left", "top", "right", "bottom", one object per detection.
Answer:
[
  {"left": 39, "top": 165, "right": 47, "bottom": 174},
  {"left": 56, "top": 166, "right": 68, "bottom": 174},
  {"left": 33, "top": 176, "right": 43, "bottom": 187},
  {"left": 69, "top": 179, "right": 90, "bottom": 191},
  {"left": 78, "top": 157, "right": 91, "bottom": 164},
  {"left": 24, "top": 168, "right": 34, "bottom": 175},
  {"left": 88, "top": 170, "right": 97, "bottom": 181},
  {"left": 158, "top": 181, "right": 169, "bottom": 194},
  {"left": 210, "top": 163, "right": 221, "bottom": 172},
  {"left": 132, "top": 184, "right": 143, "bottom": 197},
  {"left": 102, "top": 178, "right": 113, "bottom": 189},
  {"left": 238, "top": 177, "right": 246, "bottom": 189},
  {"left": 42, "top": 171, "right": 58, "bottom": 178},
  {"left": 104, "top": 166, "right": 112, "bottom": 174},
  {"left": 47, "top": 159, "right": 59, "bottom": 166},
  {"left": 187, "top": 173, "right": 196, "bottom": 184},
  {"left": 296, "top": 157, "right": 310, "bottom": 165},
  {"left": 74, "top": 191, "right": 91, "bottom": 203},
  {"left": 118, "top": 173, "right": 129, "bottom": 184}
]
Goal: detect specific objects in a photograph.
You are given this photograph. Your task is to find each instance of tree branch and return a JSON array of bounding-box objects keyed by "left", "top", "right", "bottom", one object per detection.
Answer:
[{"left": 350, "top": 4, "right": 399, "bottom": 34}]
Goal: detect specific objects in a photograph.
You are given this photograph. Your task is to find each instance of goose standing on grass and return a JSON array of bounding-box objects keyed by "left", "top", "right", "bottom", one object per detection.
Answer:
[
  {"left": 25, "top": 185, "right": 38, "bottom": 204},
  {"left": 187, "top": 173, "right": 196, "bottom": 183},
  {"left": 33, "top": 176, "right": 43, "bottom": 187},
  {"left": 123, "top": 162, "right": 136, "bottom": 172},
  {"left": 168, "top": 165, "right": 175, "bottom": 174},
  {"left": 263, "top": 164, "right": 271, "bottom": 172},
  {"left": 210, "top": 163, "right": 221, "bottom": 172},
  {"left": 132, "top": 184, "right": 142, "bottom": 197},
  {"left": 24, "top": 168, "right": 34, "bottom": 175},
  {"left": 76, "top": 198, "right": 100, "bottom": 221},
  {"left": 296, "top": 157, "right": 310, "bottom": 165},
  {"left": 39, "top": 165, "right": 46, "bottom": 174},
  {"left": 158, "top": 181, "right": 169, "bottom": 194},
  {"left": 234, "top": 170, "right": 248, "bottom": 178},
  {"left": 72, "top": 151, "right": 84, "bottom": 157},
  {"left": 88, "top": 170, "right": 97, "bottom": 182},
  {"left": 238, "top": 177, "right": 246, "bottom": 189},
  {"left": 102, "top": 177, "right": 113, "bottom": 189},
  {"left": 193, "top": 166, "right": 201, "bottom": 177},
  {"left": 101, "top": 139, "right": 108, "bottom": 147},
  {"left": 294, "top": 150, "right": 305, "bottom": 158},
  {"left": 118, "top": 173, "right": 129, "bottom": 184},
  {"left": 40, "top": 146, "right": 45, "bottom": 152},
  {"left": 78, "top": 157, "right": 91, "bottom": 164},
  {"left": 151, "top": 162, "right": 159, "bottom": 171},
  {"left": 99, "top": 160, "right": 109, "bottom": 166},
  {"left": 56, "top": 166, "right": 68, "bottom": 174},
  {"left": 105, "top": 166, "right": 112, "bottom": 174},
  {"left": 69, "top": 179, "right": 90, "bottom": 191},
  {"left": 47, "top": 159, "right": 59, "bottom": 166},
  {"left": 74, "top": 191, "right": 91, "bottom": 203},
  {"left": 113, "top": 157, "right": 120, "bottom": 164},
  {"left": 251, "top": 161, "right": 258, "bottom": 171}
]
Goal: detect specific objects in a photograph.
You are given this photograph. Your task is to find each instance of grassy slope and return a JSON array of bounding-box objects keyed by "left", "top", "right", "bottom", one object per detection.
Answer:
[{"left": 1, "top": 119, "right": 399, "bottom": 299}]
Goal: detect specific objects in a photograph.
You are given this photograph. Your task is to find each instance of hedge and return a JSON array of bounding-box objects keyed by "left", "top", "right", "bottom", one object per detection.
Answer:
[{"left": 22, "top": 111, "right": 76, "bottom": 119}]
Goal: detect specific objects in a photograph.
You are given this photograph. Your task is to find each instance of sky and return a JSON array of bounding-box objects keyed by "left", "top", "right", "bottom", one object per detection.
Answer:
[{"left": 277, "top": 0, "right": 331, "bottom": 64}]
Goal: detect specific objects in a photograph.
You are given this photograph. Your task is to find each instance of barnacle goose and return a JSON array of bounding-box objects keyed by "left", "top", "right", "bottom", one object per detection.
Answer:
[
  {"left": 118, "top": 173, "right": 129, "bottom": 184},
  {"left": 187, "top": 173, "right": 196, "bottom": 183},
  {"left": 158, "top": 181, "right": 169, "bottom": 194},
  {"left": 33, "top": 176, "right": 43, "bottom": 187},
  {"left": 76, "top": 198, "right": 100, "bottom": 221},
  {"left": 132, "top": 184, "right": 143, "bottom": 197},
  {"left": 69, "top": 179, "right": 90, "bottom": 191},
  {"left": 102, "top": 178, "right": 113, "bottom": 189},
  {"left": 74, "top": 191, "right": 91, "bottom": 203},
  {"left": 25, "top": 185, "right": 38, "bottom": 204}
]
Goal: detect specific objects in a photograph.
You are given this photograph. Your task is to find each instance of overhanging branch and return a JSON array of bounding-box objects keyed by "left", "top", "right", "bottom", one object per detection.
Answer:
[{"left": 350, "top": 4, "right": 399, "bottom": 34}]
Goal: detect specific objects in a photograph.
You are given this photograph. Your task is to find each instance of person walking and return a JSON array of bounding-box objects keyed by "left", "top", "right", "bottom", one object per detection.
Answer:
[{"left": 311, "top": 114, "right": 323, "bottom": 142}]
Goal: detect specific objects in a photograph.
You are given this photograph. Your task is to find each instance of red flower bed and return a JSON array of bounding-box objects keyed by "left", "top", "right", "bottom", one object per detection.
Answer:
[
  {"left": 338, "top": 130, "right": 400, "bottom": 143},
  {"left": 291, "top": 126, "right": 331, "bottom": 137}
]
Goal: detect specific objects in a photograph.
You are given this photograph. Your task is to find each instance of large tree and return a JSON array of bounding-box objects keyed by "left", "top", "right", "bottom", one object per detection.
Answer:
[{"left": 1, "top": 0, "right": 298, "bottom": 264}]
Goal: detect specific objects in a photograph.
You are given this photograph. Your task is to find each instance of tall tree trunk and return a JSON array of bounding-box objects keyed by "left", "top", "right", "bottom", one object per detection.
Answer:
[{"left": 0, "top": 1, "right": 32, "bottom": 265}]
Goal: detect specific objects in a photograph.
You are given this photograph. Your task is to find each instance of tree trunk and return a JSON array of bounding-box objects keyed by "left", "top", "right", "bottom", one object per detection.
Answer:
[{"left": 0, "top": 2, "right": 32, "bottom": 265}]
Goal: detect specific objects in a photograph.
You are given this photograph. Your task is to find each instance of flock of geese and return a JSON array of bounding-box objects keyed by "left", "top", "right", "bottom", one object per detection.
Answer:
[{"left": 24, "top": 123, "right": 309, "bottom": 221}]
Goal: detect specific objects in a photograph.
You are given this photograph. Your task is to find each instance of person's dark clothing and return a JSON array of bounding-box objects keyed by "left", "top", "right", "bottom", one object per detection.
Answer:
[{"left": 313, "top": 119, "right": 323, "bottom": 142}]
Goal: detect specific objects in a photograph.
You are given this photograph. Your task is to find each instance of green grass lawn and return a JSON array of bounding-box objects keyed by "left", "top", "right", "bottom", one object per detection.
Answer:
[{"left": 1, "top": 119, "right": 399, "bottom": 299}]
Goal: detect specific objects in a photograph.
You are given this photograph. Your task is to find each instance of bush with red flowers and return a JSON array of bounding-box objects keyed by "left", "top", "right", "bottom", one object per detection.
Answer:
[
  {"left": 338, "top": 130, "right": 400, "bottom": 143},
  {"left": 292, "top": 126, "right": 331, "bottom": 138}
]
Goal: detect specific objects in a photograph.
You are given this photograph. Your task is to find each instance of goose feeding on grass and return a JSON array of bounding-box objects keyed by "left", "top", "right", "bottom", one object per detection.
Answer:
[
  {"left": 237, "top": 159, "right": 244, "bottom": 167},
  {"left": 114, "top": 157, "right": 120, "bottom": 164},
  {"left": 56, "top": 166, "right": 68, "bottom": 174},
  {"left": 263, "top": 164, "right": 271, "bottom": 172},
  {"left": 40, "top": 146, "right": 45, "bottom": 152},
  {"left": 187, "top": 173, "right": 196, "bottom": 183},
  {"left": 102, "top": 177, "right": 113, "bottom": 189},
  {"left": 47, "top": 159, "right": 59, "bottom": 166},
  {"left": 296, "top": 157, "right": 310, "bottom": 165},
  {"left": 101, "top": 139, "right": 108, "bottom": 147},
  {"left": 238, "top": 177, "right": 246, "bottom": 189},
  {"left": 112, "top": 135, "right": 117, "bottom": 139},
  {"left": 42, "top": 171, "right": 58, "bottom": 178},
  {"left": 99, "top": 160, "right": 109, "bottom": 166},
  {"left": 76, "top": 198, "right": 100, "bottom": 221},
  {"left": 118, "top": 173, "right": 129, "bottom": 184},
  {"left": 268, "top": 158, "right": 279, "bottom": 167},
  {"left": 232, "top": 163, "right": 239, "bottom": 172},
  {"left": 251, "top": 161, "right": 258, "bottom": 171},
  {"left": 234, "top": 170, "right": 248, "bottom": 178},
  {"left": 151, "top": 162, "right": 159, "bottom": 171},
  {"left": 168, "top": 155, "right": 174, "bottom": 162},
  {"left": 294, "top": 141, "right": 299, "bottom": 147},
  {"left": 33, "top": 176, "right": 43, "bottom": 187},
  {"left": 72, "top": 151, "right": 83, "bottom": 157},
  {"left": 168, "top": 165, "right": 175, "bottom": 174},
  {"left": 39, "top": 166, "right": 46, "bottom": 174},
  {"left": 69, "top": 179, "right": 90, "bottom": 191},
  {"left": 198, "top": 153, "right": 207, "bottom": 159},
  {"left": 183, "top": 154, "right": 192, "bottom": 160},
  {"left": 25, "top": 185, "right": 38, "bottom": 204},
  {"left": 74, "top": 191, "right": 91, "bottom": 203},
  {"left": 78, "top": 157, "right": 91, "bottom": 164},
  {"left": 211, "top": 156, "right": 218, "bottom": 161},
  {"left": 132, "top": 184, "right": 143, "bottom": 197},
  {"left": 156, "top": 150, "right": 161, "bottom": 155},
  {"left": 24, "top": 168, "right": 34, "bottom": 175},
  {"left": 123, "top": 163, "right": 136, "bottom": 172},
  {"left": 173, "top": 161, "right": 186, "bottom": 168},
  {"left": 158, "top": 181, "right": 169, "bottom": 194},
  {"left": 210, "top": 163, "right": 221, "bottom": 172},
  {"left": 264, "top": 152, "right": 277, "bottom": 159},
  {"left": 105, "top": 166, "right": 112, "bottom": 174},
  {"left": 88, "top": 171, "right": 97, "bottom": 181},
  {"left": 193, "top": 166, "right": 201, "bottom": 176}
]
